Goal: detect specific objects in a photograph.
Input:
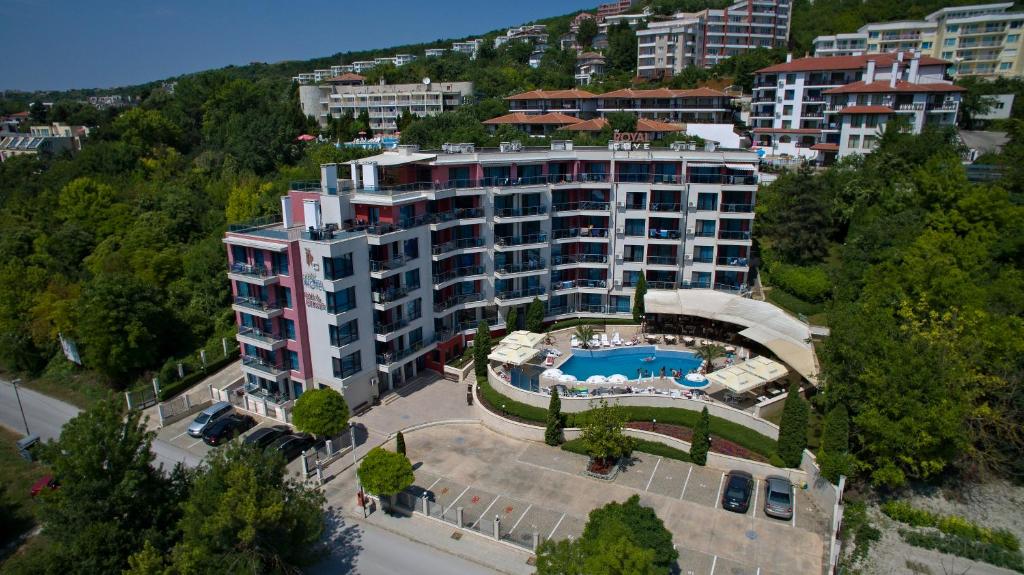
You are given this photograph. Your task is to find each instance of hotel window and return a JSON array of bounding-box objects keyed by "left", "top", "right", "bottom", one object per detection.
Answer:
[
  {"left": 784, "top": 89, "right": 794, "bottom": 100},
  {"left": 329, "top": 320, "right": 359, "bottom": 347},
  {"left": 287, "top": 350, "right": 300, "bottom": 371},
  {"left": 1000, "top": 62, "right": 1012, "bottom": 70},
  {"left": 944, "top": 38, "right": 956, "bottom": 47},
  {"left": 1007, "top": 35, "right": 1020, "bottom": 43},
  {"left": 327, "top": 287, "right": 356, "bottom": 314},
  {"left": 921, "top": 42, "right": 932, "bottom": 49},
  {"left": 863, "top": 135, "right": 877, "bottom": 149},
  {"left": 332, "top": 351, "right": 361, "bottom": 379},
  {"left": 323, "top": 253, "right": 353, "bottom": 280},
  {"left": 785, "top": 73, "right": 796, "bottom": 84},
  {"left": 942, "top": 51, "right": 954, "bottom": 59},
  {"left": 865, "top": 115, "right": 879, "bottom": 128},
  {"left": 846, "top": 134, "right": 861, "bottom": 148},
  {"left": 624, "top": 219, "right": 646, "bottom": 237},
  {"left": 869, "top": 31, "right": 879, "bottom": 38},
  {"left": 279, "top": 286, "right": 292, "bottom": 308},
  {"left": 946, "top": 25, "right": 958, "bottom": 33},
  {"left": 284, "top": 319, "right": 295, "bottom": 340}
]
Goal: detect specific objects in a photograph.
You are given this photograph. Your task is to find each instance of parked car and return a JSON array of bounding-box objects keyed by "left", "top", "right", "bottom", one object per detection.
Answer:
[
  {"left": 187, "top": 401, "right": 234, "bottom": 437},
  {"left": 242, "top": 425, "right": 291, "bottom": 449},
  {"left": 266, "top": 433, "right": 322, "bottom": 462},
  {"left": 201, "top": 414, "right": 257, "bottom": 446},
  {"left": 763, "top": 476, "right": 794, "bottom": 520},
  {"left": 721, "top": 470, "right": 754, "bottom": 513},
  {"left": 30, "top": 475, "right": 59, "bottom": 498}
]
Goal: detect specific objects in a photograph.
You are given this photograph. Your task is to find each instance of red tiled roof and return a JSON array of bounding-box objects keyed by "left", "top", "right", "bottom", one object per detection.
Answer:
[
  {"left": 636, "top": 118, "right": 686, "bottom": 132},
  {"left": 838, "top": 105, "right": 894, "bottom": 114},
  {"left": 483, "top": 112, "right": 582, "bottom": 125},
  {"left": 810, "top": 143, "right": 839, "bottom": 152},
  {"left": 506, "top": 89, "right": 598, "bottom": 100},
  {"left": 326, "top": 73, "right": 366, "bottom": 83},
  {"left": 756, "top": 52, "right": 950, "bottom": 74},
  {"left": 752, "top": 128, "right": 822, "bottom": 134},
  {"left": 577, "top": 51, "right": 605, "bottom": 60},
  {"left": 599, "top": 87, "right": 727, "bottom": 98},
  {"left": 824, "top": 80, "right": 966, "bottom": 94},
  {"left": 561, "top": 117, "right": 609, "bottom": 131}
]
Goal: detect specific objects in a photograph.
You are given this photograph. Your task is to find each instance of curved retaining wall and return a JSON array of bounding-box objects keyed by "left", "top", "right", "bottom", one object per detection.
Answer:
[{"left": 489, "top": 366, "right": 780, "bottom": 440}]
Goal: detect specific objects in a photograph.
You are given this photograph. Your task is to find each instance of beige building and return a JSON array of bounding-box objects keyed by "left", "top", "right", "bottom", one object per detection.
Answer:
[{"left": 812, "top": 2, "right": 1024, "bottom": 78}]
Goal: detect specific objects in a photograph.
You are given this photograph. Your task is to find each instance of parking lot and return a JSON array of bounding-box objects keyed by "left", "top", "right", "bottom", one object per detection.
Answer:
[{"left": 398, "top": 424, "right": 828, "bottom": 575}]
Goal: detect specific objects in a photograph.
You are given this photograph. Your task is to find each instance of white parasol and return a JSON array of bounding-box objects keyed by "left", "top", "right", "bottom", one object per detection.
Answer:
[
  {"left": 608, "top": 374, "right": 628, "bottom": 383},
  {"left": 585, "top": 375, "right": 608, "bottom": 384},
  {"left": 542, "top": 368, "right": 563, "bottom": 378},
  {"left": 558, "top": 374, "right": 578, "bottom": 383}
]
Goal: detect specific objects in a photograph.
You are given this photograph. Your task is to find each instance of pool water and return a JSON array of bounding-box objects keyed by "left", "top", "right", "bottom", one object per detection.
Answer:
[{"left": 559, "top": 346, "right": 705, "bottom": 387}]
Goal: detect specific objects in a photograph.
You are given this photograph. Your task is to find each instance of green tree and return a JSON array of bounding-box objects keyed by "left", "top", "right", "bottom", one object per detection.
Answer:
[
  {"left": 606, "top": 22, "right": 637, "bottom": 75},
  {"left": 581, "top": 495, "right": 677, "bottom": 573},
  {"left": 505, "top": 306, "right": 518, "bottom": 332},
  {"left": 169, "top": 442, "right": 325, "bottom": 574},
  {"left": 817, "top": 404, "right": 852, "bottom": 483},
  {"left": 574, "top": 324, "right": 596, "bottom": 350},
  {"left": 580, "top": 399, "right": 635, "bottom": 467},
  {"left": 291, "top": 387, "right": 350, "bottom": 438},
  {"left": 225, "top": 176, "right": 276, "bottom": 223},
  {"left": 693, "top": 342, "right": 726, "bottom": 372},
  {"left": 37, "top": 400, "right": 181, "bottom": 575},
  {"left": 473, "top": 321, "right": 493, "bottom": 378},
  {"left": 632, "top": 274, "right": 647, "bottom": 323},
  {"left": 111, "top": 107, "right": 183, "bottom": 151},
  {"left": 396, "top": 431, "right": 406, "bottom": 456},
  {"left": 545, "top": 387, "right": 564, "bottom": 446},
  {"left": 689, "top": 407, "right": 711, "bottom": 466},
  {"left": 575, "top": 17, "right": 599, "bottom": 49},
  {"left": 777, "top": 384, "right": 809, "bottom": 467},
  {"left": 607, "top": 111, "right": 638, "bottom": 133},
  {"left": 357, "top": 447, "right": 415, "bottom": 512},
  {"left": 536, "top": 537, "right": 585, "bottom": 575},
  {"left": 527, "top": 297, "right": 545, "bottom": 333}
]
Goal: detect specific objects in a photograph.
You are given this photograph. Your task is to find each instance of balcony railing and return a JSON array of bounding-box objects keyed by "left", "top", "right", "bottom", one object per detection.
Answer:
[
  {"left": 648, "top": 202, "right": 682, "bottom": 212},
  {"left": 495, "top": 259, "right": 547, "bottom": 274},
  {"left": 693, "top": 256, "right": 714, "bottom": 264},
  {"left": 717, "top": 256, "right": 750, "bottom": 267},
  {"left": 494, "top": 205, "right": 548, "bottom": 218},
  {"left": 233, "top": 296, "right": 282, "bottom": 314},
  {"left": 330, "top": 332, "right": 359, "bottom": 348},
  {"left": 551, "top": 278, "right": 608, "bottom": 291},
  {"left": 371, "top": 283, "right": 419, "bottom": 304},
  {"left": 495, "top": 233, "right": 547, "bottom": 247},
  {"left": 720, "top": 203, "right": 754, "bottom": 213},
  {"left": 369, "top": 254, "right": 414, "bottom": 272},
  {"left": 694, "top": 230, "right": 717, "bottom": 238},
  {"left": 432, "top": 237, "right": 486, "bottom": 255},
  {"left": 551, "top": 253, "right": 608, "bottom": 265},
  {"left": 614, "top": 174, "right": 685, "bottom": 184},
  {"left": 432, "top": 265, "right": 485, "bottom": 285},
  {"left": 433, "top": 292, "right": 485, "bottom": 312},
  {"left": 376, "top": 335, "right": 436, "bottom": 366},
  {"left": 374, "top": 311, "right": 422, "bottom": 335},
  {"left": 346, "top": 214, "right": 431, "bottom": 236},
  {"left": 551, "top": 228, "right": 609, "bottom": 240},
  {"left": 646, "top": 255, "right": 679, "bottom": 266},
  {"left": 552, "top": 201, "right": 611, "bottom": 212},
  {"left": 648, "top": 229, "right": 682, "bottom": 240},
  {"left": 718, "top": 230, "right": 752, "bottom": 240},
  {"left": 428, "top": 207, "right": 484, "bottom": 224},
  {"left": 241, "top": 355, "right": 288, "bottom": 376},
  {"left": 687, "top": 174, "right": 757, "bottom": 185},
  {"left": 238, "top": 326, "right": 285, "bottom": 346},
  {"left": 229, "top": 262, "right": 274, "bottom": 278},
  {"left": 646, "top": 281, "right": 678, "bottom": 290},
  {"left": 495, "top": 286, "right": 546, "bottom": 301}
]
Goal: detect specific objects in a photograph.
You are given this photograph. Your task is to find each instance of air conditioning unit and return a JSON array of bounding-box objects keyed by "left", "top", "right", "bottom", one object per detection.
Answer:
[
  {"left": 777, "top": 81, "right": 785, "bottom": 89},
  {"left": 616, "top": 227, "right": 625, "bottom": 234},
  {"left": 688, "top": 201, "right": 696, "bottom": 208},
  {"left": 774, "top": 113, "right": 781, "bottom": 119},
  {"left": 684, "top": 254, "right": 693, "bottom": 262},
  {"left": 614, "top": 279, "right": 622, "bottom": 288},
  {"left": 686, "top": 228, "right": 695, "bottom": 235},
  {"left": 615, "top": 254, "right": 624, "bottom": 262},
  {"left": 616, "top": 201, "right": 626, "bottom": 209}
]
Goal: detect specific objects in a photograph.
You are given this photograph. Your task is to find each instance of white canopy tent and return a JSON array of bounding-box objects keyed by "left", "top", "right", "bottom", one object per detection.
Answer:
[
  {"left": 706, "top": 365, "right": 766, "bottom": 395},
  {"left": 488, "top": 343, "right": 542, "bottom": 366},
  {"left": 502, "top": 330, "right": 546, "bottom": 348},
  {"left": 735, "top": 355, "right": 788, "bottom": 383}
]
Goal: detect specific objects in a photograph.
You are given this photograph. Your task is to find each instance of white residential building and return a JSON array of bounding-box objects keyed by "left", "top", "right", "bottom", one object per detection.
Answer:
[
  {"left": 452, "top": 39, "right": 484, "bottom": 59},
  {"left": 425, "top": 48, "right": 447, "bottom": 57},
  {"left": 494, "top": 25, "right": 549, "bottom": 48}
]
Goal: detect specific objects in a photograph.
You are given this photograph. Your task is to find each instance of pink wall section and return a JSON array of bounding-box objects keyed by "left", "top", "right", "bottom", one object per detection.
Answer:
[{"left": 288, "top": 191, "right": 321, "bottom": 227}]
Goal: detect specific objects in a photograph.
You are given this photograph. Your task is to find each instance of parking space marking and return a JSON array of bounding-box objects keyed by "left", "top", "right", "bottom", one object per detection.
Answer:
[
  {"left": 187, "top": 438, "right": 205, "bottom": 449},
  {"left": 679, "top": 466, "right": 693, "bottom": 499},
  {"left": 426, "top": 477, "right": 443, "bottom": 492},
  {"left": 645, "top": 457, "right": 662, "bottom": 492},
  {"left": 713, "top": 472, "right": 725, "bottom": 509},
  {"left": 471, "top": 496, "right": 500, "bottom": 529},
  {"left": 509, "top": 503, "right": 532, "bottom": 533},
  {"left": 710, "top": 554, "right": 718, "bottom": 575},
  {"left": 751, "top": 479, "right": 759, "bottom": 518},
  {"left": 443, "top": 486, "right": 471, "bottom": 515},
  {"left": 169, "top": 431, "right": 188, "bottom": 441},
  {"left": 549, "top": 512, "right": 566, "bottom": 540}
]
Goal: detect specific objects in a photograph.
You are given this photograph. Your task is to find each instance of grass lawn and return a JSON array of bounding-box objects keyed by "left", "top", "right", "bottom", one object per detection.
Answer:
[
  {"left": 0, "top": 427, "right": 51, "bottom": 565},
  {"left": 764, "top": 288, "right": 829, "bottom": 327}
]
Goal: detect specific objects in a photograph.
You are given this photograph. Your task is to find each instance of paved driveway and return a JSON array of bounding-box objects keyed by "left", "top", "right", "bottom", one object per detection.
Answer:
[{"left": 154, "top": 410, "right": 304, "bottom": 474}]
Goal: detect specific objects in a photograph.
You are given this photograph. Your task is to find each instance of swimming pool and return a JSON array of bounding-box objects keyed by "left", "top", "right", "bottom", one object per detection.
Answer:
[{"left": 558, "top": 346, "right": 706, "bottom": 387}]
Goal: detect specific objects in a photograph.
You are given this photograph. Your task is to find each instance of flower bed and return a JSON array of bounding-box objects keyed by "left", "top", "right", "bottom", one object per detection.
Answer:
[{"left": 627, "top": 422, "right": 768, "bottom": 463}]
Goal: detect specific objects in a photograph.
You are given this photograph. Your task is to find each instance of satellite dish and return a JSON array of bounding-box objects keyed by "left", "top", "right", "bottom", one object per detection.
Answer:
[{"left": 422, "top": 77, "right": 431, "bottom": 85}]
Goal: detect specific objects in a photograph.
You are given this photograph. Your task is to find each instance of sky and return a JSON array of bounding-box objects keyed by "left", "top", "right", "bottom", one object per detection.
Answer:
[{"left": 1, "top": 0, "right": 593, "bottom": 92}]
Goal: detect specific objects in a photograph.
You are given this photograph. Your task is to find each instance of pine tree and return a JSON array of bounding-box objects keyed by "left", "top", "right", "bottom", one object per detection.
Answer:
[
  {"left": 690, "top": 407, "right": 711, "bottom": 465},
  {"left": 505, "top": 306, "right": 518, "bottom": 332},
  {"left": 473, "top": 321, "right": 492, "bottom": 378},
  {"left": 632, "top": 274, "right": 647, "bottom": 323},
  {"left": 545, "top": 388, "right": 563, "bottom": 446},
  {"left": 818, "top": 404, "right": 851, "bottom": 482},
  {"left": 527, "top": 297, "right": 545, "bottom": 333},
  {"left": 777, "top": 383, "right": 809, "bottom": 467},
  {"left": 396, "top": 431, "right": 406, "bottom": 456}
]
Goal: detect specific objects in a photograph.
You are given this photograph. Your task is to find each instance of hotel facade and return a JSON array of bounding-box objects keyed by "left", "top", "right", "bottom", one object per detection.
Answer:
[{"left": 223, "top": 142, "right": 758, "bottom": 416}]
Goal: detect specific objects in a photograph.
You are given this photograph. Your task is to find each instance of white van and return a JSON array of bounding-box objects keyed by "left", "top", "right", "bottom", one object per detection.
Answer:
[{"left": 186, "top": 401, "right": 233, "bottom": 437}]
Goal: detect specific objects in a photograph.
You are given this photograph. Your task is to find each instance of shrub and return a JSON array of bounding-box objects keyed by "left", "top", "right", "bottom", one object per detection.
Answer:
[
  {"left": 818, "top": 404, "right": 853, "bottom": 483},
  {"left": 562, "top": 438, "right": 689, "bottom": 463},
  {"left": 689, "top": 407, "right": 710, "bottom": 466},
  {"left": 899, "top": 530, "right": 1024, "bottom": 572},
  {"left": 766, "top": 263, "right": 832, "bottom": 303},
  {"left": 545, "top": 388, "right": 563, "bottom": 446},
  {"left": 777, "top": 384, "right": 809, "bottom": 467},
  {"left": 472, "top": 323, "right": 492, "bottom": 378},
  {"left": 841, "top": 501, "right": 881, "bottom": 565},
  {"left": 882, "top": 501, "right": 1020, "bottom": 552}
]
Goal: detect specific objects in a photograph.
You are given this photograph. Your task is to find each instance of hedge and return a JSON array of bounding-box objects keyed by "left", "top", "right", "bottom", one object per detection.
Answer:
[
  {"left": 765, "top": 263, "right": 831, "bottom": 303},
  {"left": 158, "top": 348, "right": 241, "bottom": 401},
  {"left": 478, "top": 377, "right": 777, "bottom": 459},
  {"left": 561, "top": 437, "right": 691, "bottom": 463},
  {"left": 899, "top": 530, "right": 1024, "bottom": 573},
  {"left": 882, "top": 501, "right": 1019, "bottom": 552},
  {"left": 547, "top": 318, "right": 638, "bottom": 332}
]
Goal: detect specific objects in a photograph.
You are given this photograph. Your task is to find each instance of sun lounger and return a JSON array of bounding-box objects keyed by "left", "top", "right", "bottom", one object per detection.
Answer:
[
  {"left": 545, "top": 355, "right": 555, "bottom": 367},
  {"left": 570, "top": 336, "right": 581, "bottom": 347},
  {"left": 600, "top": 334, "right": 610, "bottom": 347},
  {"left": 590, "top": 336, "right": 600, "bottom": 348},
  {"left": 611, "top": 332, "right": 623, "bottom": 346}
]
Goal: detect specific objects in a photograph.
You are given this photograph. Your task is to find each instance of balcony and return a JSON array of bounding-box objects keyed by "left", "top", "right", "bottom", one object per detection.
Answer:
[
  {"left": 227, "top": 262, "right": 280, "bottom": 287},
  {"left": 687, "top": 174, "right": 758, "bottom": 185},
  {"left": 432, "top": 265, "right": 486, "bottom": 288},
  {"left": 431, "top": 237, "right": 487, "bottom": 257},
  {"left": 428, "top": 207, "right": 485, "bottom": 230},
  {"left": 614, "top": 174, "right": 685, "bottom": 185},
  {"left": 648, "top": 202, "right": 682, "bottom": 213},
  {"left": 237, "top": 326, "right": 287, "bottom": 351},
  {"left": 647, "top": 229, "right": 682, "bottom": 241},
  {"left": 371, "top": 284, "right": 419, "bottom": 306},
  {"left": 717, "top": 256, "right": 750, "bottom": 268},
  {"left": 927, "top": 102, "right": 959, "bottom": 112},
  {"left": 495, "top": 233, "right": 548, "bottom": 250},
  {"left": 232, "top": 296, "right": 284, "bottom": 319},
  {"left": 241, "top": 355, "right": 289, "bottom": 380},
  {"left": 433, "top": 292, "right": 486, "bottom": 313},
  {"left": 494, "top": 259, "right": 547, "bottom": 278},
  {"left": 720, "top": 203, "right": 755, "bottom": 213},
  {"left": 346, "top": 214, "right": 431, "bottom": 239},
  {"left": 646, "top": 255, "right": 679, "bottom": 266},
  {"left": 493, "top": 205, "right": 548, "bottom": 221},
  {"left": 551, "top": 278, "right": 607, "bottom": 292},
  {"left": 551, "top": 253, "right": 608, "bottom": 266},
  {"left": 552, "top": 201, "right": 610, "bottom": 213},
  {"left": 369, "top": 254, "right": 415, "bottom": 275},
  {"left": 494, "top": 286, "right": 547, "bottom": 305},
  {"left": 551, "top": 228, "right": 610, "bottom": 241},
  {"left": 718, "top": 230, "right": 752, "bottom": 241},
  {"left": 376, "top": 336, "right": 437, "bottom": 369},
  {"left": 646, "top": 281, "right": 678, "bottom": 290},
  {"left": 374, "top": 311, "right": 422, "bottom": 336}
]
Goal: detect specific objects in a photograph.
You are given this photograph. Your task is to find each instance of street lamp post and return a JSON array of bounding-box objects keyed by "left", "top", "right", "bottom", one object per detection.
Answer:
[
  {"left": 350, "top": 421, "right": 366, "bottom": 518},
  {"left": 11, "top": 379, "right": 30, "bottom": 436}
]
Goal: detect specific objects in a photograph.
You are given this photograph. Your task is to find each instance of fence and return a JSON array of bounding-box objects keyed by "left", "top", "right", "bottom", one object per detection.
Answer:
[
  {"left": 157, "top": 388, "right": 213, "bottom": 426},
  {"left": 301, "top": 432, "right": 354, "bottom": 479},
  {"left": 125, "top": 386, "right": 158, "bottom": 410}
]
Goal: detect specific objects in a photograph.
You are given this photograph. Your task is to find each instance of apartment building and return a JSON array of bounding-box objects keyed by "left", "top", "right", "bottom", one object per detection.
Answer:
[
  {"left": 504, "top": 88, "right": 733, "bottom": 123},
  {"left": 298, "top": 78, "right": 474, "bottom": 132},
  {"left": 0, "top": 131, "right": 76, "bottom": 161},
  {"left": 452, "top": 39, "right": 484, "bottom": 59},
  {"left": 751, "top": 52, "right": 963, "bottom": 163},
  {"left": 223, "top": 142, "right": 757, "bottom": 415},
  {"left": 598, "top": 0, "right": 638, "bottom": 21},
  {"left": 425, "top": 48, "right": 447, "bottom": 57},
  {"left": 811, "top": 3, "right": 1024, "bottom": 78},
  {"left": 494, "top": 25, "right": 548, "bottom": 49},
  {"left": 637, "top": 0, "right": 791, "bottom": 77},
  {"left": 576, "top": 52, "right": 607, "bottom": 85}
]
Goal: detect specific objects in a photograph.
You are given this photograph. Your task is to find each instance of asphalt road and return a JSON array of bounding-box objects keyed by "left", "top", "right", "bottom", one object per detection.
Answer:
[{"left": 0, "top": 379, "right": 498, "bottom": 575}]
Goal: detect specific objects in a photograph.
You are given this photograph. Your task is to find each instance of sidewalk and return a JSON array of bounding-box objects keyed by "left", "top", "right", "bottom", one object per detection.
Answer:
[{"left": 141, "top": 363, "right": 240, "bottom": 431}]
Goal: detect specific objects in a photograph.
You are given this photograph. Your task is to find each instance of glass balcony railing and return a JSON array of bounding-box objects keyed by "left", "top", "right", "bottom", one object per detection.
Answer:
[
  {"left": 716, "top": 256, "right": 750, "bottom": 267},
  {"left": 374, "top": 311, "right": 422, "bottom": 335},
  {"left": 376, "top": 335, "right": 437, "bottom": 366},
  {"left": 720, "top": 203, "right": 755, "bottom": 213},
  {"left": 495, "top": 286, "right": 546, "bottom": 301},
  {"left": 494, "top": 205, "right": 547, "bottom": 218},
  {"left": 371, "top": 283, "right": 419, "bottom": 304},
  {"left": 718, "top": 230, "right": 752, "bottom": 240},
  {"left": 648, "top": 202, "right": 682, "bottom": 212},
  {"left": 369, "top": 254, "right": 415, "bottom": 272},
  {"left": 237, "top": 326, "right": 285, "bottom": 346},
  {"left": 495, "top": 233, "right": 547, "bottom": 247},
  {"left": 687, "top": 174, "right": 758, "bottom": 185},
  {"left": 241, "top": 355, "right": 288, "bottom": 376},
  {"left": 233, "top": 296, "right": 282, "bottom": 314},
  {"left": 432, "top": 265, "right": 486, "bottom": 285},
  {"left": 431, "top": 237, "right": 486, "bottom": 255},
  {"left": 551, "top": 278, "right": 608, "bottom": 291},
  {"left": 551, "top": 228, "right": 609, "bottom": 240},
  {"left": 495, "top": 259, "right": 547, "bottom": 275},
  {"left": 428, "top": 207, "right": 484, "bottom": 224},
  {"left": 648, "top": 229, "right": 682, "bottom": 240},
  {"left": 552, "top": 201, "right": 611, "bottom": 212},
  {"left": 646, "top": 255, "right": 679, "bottom": 266},
  {"left": 433, "top": 292, "right": 485, "bottom": 313},
  {"left": 229, "top": 262, "right": 275, "bottom": 278},
  {"left": 551, "top": 253, "right": 608, "bottom": 265}
]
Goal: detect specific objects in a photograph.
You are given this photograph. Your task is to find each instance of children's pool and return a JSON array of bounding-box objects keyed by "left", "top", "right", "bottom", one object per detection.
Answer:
[{"left": 559, "top": 346, "right": 706, "bottom": 387}]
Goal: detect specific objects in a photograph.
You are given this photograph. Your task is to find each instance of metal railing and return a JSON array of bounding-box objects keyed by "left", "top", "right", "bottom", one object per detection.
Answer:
[
  {"left": 233, "top": 296, "right": 282, "bottom": 313},
  {"left": 494, "top": 205, "right": 548, "bottom": 218},
  {"left": 648, "top": 202, "right": 682, "bottom": 212},
  {"left": 495, "top": 259, "right": 547, "bottom": 274},
  {"left": 241, "top": 355, "right": 288, "bottom": 376},
  {"left": 687, "top": 174, "right": 757, "bottom": 185},
  {"left": 374, "top": 311, "right": 422, "bottom": 335},
  {"left": 646, "top": 255, "right": 679, "bottom": 266},
  {"left": 371, "top": 284, "right": 419, "bottom": 304},
  {"left": 716, "top": 257, "right": 750, "bottom": 267},
  {"left": 495, "top": 286, "right": 546, "bottom": 301},
  {"left": 495, "top": 233, "right": 547, "bottom": 247},
  {"left": 648, "top": 229, "right": 682, "bottom": 240},
  {"left": 229, "top": 262, "right": 273, "bottom": 278},
  {"left": 433, "top": 292, "right": 485, "bottom": 312},
  {"left": 432, "top": 237, "right": 486, "bottom": 255},
  {"left": 432, "top": 266, "right": 486, "bottom": 285},
  {"left": 369, "top": 254, "right": 414, "bottom": 272},
  {"left": 551, "top": 228, "right": 609, "bottom": 240},
  {"left": 376, "top": 336, "right": 436, "bottom": 366},
  {"left": 552, "top": 201, "right": 611, "bottom": 212},
  {"left": 551, "top": 278, "right": 608, "bottom": 291},
  {"left": 551, "top": 253, "right": 607, "bottom": 265},
  {"left": 720, "top": 203, "right": 754, "bottom": 213},
  {"left": 428, "top": 208, "right": 484, "bottom": 223},
  {"left": 718, "top": 230, "right": 752, "bottom": 240},
  {"left": 237, "top": 326, "right": 285, "bottom": 346}
]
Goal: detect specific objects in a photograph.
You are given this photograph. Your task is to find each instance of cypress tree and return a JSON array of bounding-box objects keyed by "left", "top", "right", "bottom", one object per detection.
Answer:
[
  {"left": 395, "top": 431, "right": 406, "bottom": 456},
  {"left": 527, "top": 297, "right": 545, "bottom": 333},
  {"left": 473, "top": 321, "right": 492, "bottom": 378},
  {"left": 777, "top": 383, "right": 809, "bottom": 467},
  {"left": 632, "top": 274, "right": 647, "bottom": 323},
  {"left": 505, "top": 306, "right": 518, "bottom": 332},
  {"left": 690, "top": 406, "right": 711, "bottom": 465},
  {"left": 818, "top": 404, "right": 851, "bottom": 482},
  {"left": 545, "top": 388, "right": 563, "bottom": 446}
]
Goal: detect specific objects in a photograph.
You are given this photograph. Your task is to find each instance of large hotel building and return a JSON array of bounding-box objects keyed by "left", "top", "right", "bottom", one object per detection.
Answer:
[{"left": 224, "top": 142, "right": 758, "bottom": 416}]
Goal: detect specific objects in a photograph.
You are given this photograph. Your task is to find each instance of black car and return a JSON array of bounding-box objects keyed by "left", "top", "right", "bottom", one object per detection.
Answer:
[
  {"left": 242, "top": 425, "right": 291, "bottom": 449},
  {"left": 721, "top": 471, "right": 754, "bottom": 513},
  {"left": 201, "top": 414, "right": 256, "bottom": 446},
  {"left": 266, "top": 433, "right": 322, "bottom": 462}
]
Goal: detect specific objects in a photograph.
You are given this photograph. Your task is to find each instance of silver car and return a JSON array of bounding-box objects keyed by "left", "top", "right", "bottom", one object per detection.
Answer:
[
  {"left": 764, "top": 476, "right": 794, "bottom": 520},
  {"left": 187, "top": 401, "right": 234, "bottom": 437}
]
